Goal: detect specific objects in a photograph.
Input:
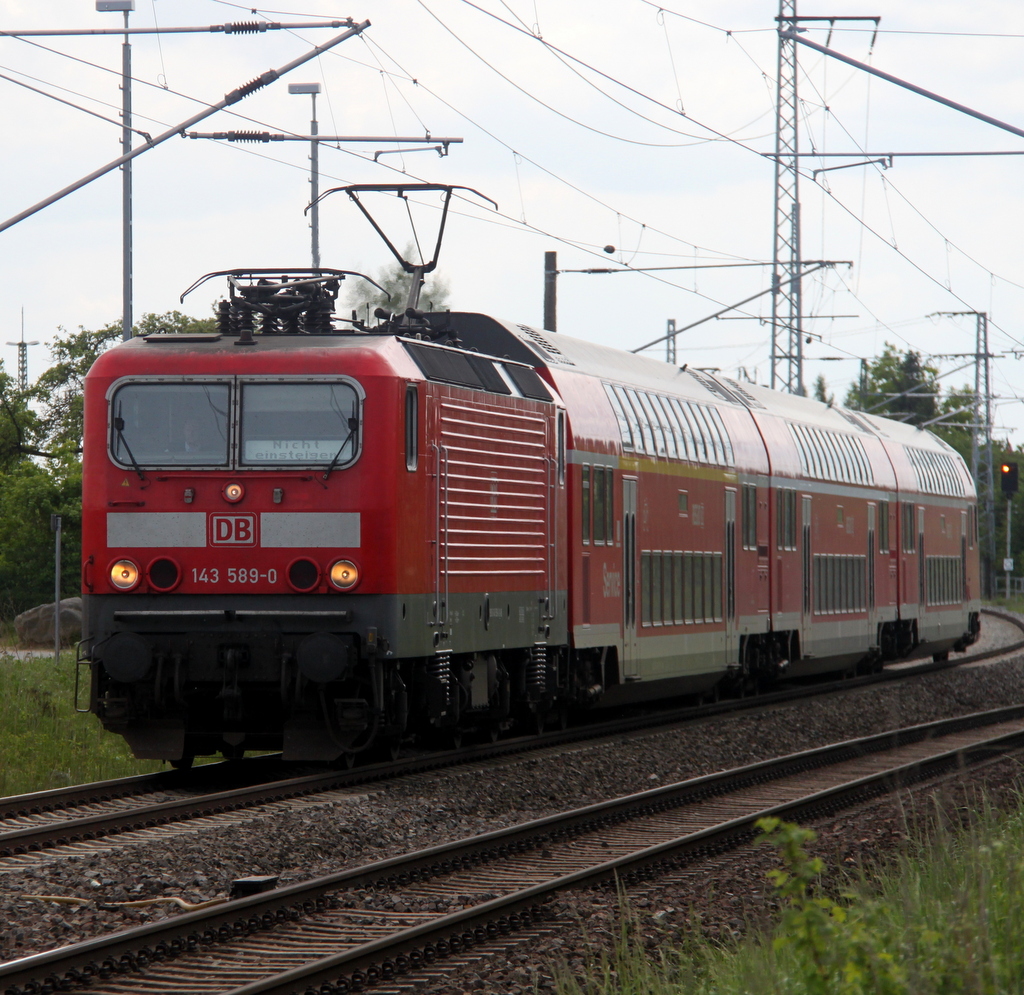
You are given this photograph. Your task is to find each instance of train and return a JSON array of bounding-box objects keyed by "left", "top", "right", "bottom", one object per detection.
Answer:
[{"left": 80, "top": 253, "right": 981, "bottom": 766}]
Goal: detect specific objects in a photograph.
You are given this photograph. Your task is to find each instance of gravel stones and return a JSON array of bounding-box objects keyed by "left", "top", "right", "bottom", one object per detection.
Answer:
[{"left": 3, "top": 642, "right": 1024, "bottom": 976}]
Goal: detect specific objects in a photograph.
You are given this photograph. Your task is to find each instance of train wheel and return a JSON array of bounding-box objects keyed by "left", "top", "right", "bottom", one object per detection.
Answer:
[
  {"left": 488, "top": 725, "right": 501, "bottom": 744},
  {"left": 170, "top": 756, "right": 194, "bottom": 771}
]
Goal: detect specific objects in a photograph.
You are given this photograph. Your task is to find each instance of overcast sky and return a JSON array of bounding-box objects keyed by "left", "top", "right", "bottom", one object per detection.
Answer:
[{"left": 4, "top": 1, "right": 1024, "bottom": 441}]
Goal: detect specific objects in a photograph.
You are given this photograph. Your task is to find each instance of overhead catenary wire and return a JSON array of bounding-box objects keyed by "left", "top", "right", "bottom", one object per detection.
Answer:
[
  {"left": 0, "top": 20, "right": 371, "bottom": 235},
  {"left": 358, "top": 35, "right": 760, "bottom": 264}
]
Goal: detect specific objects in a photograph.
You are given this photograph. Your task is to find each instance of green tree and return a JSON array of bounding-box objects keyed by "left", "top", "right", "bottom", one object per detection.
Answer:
[
  {"left": 0, "top": 459, "right": 82, "bottom": 614},
  {"left": 929, "top": 384, "right": 975, "bottom": 465},
  {"left": 845, "top": 343, "right": 940, "bottom": 427},
  {"left": 29, "top": 322, "right": 122, "bottom": 457},
  {"left": 813, "top": 373, "right": 834, "bottom": 406},
  {"left": 345, "top": 252, "right": 450, "bottom": 318},
  {"left": 0, "top": 365, "right": 44, "bottom": 466},
  {"left": 0, "top": 312, "right": 211, "bottom": 620}
]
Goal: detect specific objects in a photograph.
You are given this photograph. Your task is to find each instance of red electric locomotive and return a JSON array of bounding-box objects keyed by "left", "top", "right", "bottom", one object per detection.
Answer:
[{"left": 80, "top": 188, "right": 980, "bottom": 765}]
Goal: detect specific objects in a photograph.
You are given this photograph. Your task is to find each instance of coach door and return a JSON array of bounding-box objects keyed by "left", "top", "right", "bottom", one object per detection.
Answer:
[
  {"left": 622, "top": 477, "right": 639, "bottom": 679},
  {"left": 801, "top": 495, "right": 813, "bottom": 648},
  {"left": 867, "top": 503, "right": 877, "bottom": 619},
  {"left": 724, "top": 489, "right": 738, "bottom": 665}
]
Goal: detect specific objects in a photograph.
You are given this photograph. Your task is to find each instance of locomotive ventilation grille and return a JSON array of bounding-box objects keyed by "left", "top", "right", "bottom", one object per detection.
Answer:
[{"left": 438, "top": 397, "right": 550, "bottom": 579}]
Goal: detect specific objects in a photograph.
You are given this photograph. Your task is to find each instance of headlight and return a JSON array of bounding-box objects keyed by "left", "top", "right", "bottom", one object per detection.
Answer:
[
  {"left": 222, "top": 482, "right": 244, "bottom": 503},
  {"left": 110, "top": 559, "right": 140, "bottom": 590},
  {"left": 329, "top": 559, "right": 360, "bottom": 590}
]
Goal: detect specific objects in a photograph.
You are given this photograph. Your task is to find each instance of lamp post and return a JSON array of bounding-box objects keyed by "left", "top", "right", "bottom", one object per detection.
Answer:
[
  {"left": 289, "top": 83, "right": 321, "bottom": 269},
  {"left": 51, "top": 514, "right": 62, "bottom": 665},
  {"left": 96, "top": 0, "right": 135, "bottom": 341}
]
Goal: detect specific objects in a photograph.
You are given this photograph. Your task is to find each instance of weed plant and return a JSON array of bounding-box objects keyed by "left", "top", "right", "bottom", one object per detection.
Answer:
[
  {"left": 556, "top": 804, "right": 1024, "bottom": 995},
  {"left": 0, "top": 650, "right": 162, "bottom": 796}
]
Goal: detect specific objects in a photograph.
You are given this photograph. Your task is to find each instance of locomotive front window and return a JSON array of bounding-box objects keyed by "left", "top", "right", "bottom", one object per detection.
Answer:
[
  {"left": 240, "top": 382, "right": 360, "bottom": 466},
  {"left": 111, "top": 383, "right": 230, "bottom": 467}
]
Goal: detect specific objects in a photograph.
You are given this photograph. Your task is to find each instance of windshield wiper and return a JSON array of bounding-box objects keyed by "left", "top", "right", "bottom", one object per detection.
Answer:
[
  {"left": 113, "top": 409, "right": 147, "bottom": 483},
  {"left": 322, "top": 416, "right": 359, "bottom": 482}
]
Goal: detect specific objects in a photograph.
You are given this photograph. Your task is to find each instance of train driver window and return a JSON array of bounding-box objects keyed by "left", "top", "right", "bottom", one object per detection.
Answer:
[
  {"left": 240, "top": 381, "right": 361, "bottom": 467},
  {"left": 110, "top": 382, "right": 230, "bottom": 467}
]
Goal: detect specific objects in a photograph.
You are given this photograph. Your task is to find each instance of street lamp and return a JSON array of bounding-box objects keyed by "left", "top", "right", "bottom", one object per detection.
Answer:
[
  {"left": 96, "top": 0, "right": 135, "bottom": 341},
  {"left": 288, "top": 82, "right": 321, "bottom": 269}
]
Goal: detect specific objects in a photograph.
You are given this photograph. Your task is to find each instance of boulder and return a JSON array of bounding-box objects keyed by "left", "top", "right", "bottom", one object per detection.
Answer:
[{"left": 14, "top": 597, "right": 83, "bottom": 647}]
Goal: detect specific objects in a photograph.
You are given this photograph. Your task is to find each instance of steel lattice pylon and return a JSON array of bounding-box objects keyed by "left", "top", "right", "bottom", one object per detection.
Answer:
[
  {"left": 972, "top": 313, "right": 997, "bottom": 594},
  {"left": 771, "top": 0, "right": 804, "bottom": 396}
]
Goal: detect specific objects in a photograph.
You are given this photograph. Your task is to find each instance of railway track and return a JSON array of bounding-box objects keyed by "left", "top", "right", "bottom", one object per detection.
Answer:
[
  {"left": 2, "top": 606, "right": 1022, "bottom": 862},
  {"left": 4, "top": 701, "right": 1024, "bottom": 995}
]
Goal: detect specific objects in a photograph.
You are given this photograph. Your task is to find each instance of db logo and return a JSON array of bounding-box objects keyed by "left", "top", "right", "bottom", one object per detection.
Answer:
[{"left": 210, "top": 514, "right": 257, "bottom": 546}]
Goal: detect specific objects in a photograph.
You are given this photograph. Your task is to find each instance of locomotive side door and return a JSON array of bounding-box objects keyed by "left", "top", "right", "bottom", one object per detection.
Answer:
[
  {"left": 426, "top": 389, "right": 448, "bottom": 631},
  {"left": 621, "top": 477, "right": 639, "bottom": 679}
]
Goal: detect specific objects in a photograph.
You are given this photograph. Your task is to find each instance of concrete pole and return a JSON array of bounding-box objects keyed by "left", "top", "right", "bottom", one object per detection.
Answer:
[
  {"left": 52, "top": 514, "right": 62, "bottom": 665},
  {"left": 543, "top": 251, "right": 557, "bottom": 331},
  {"left": 1006, "top": 497, "right": 1013, "bottom": 599}
]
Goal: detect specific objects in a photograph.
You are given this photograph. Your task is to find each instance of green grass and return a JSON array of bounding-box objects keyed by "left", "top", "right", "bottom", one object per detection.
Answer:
[
  {"left": 987, "top": 594, "right": 1024, "bottom": 615},
  {"left": 556, "top": 804, "right": 1024, "bottom": 995},
  {"left": 0, "top": 649, "right": 163, "bottom": 796}
]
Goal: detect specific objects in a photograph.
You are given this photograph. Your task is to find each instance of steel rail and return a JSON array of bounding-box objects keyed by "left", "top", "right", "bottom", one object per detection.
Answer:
[
  {"left": 3, "top": 701, "right": 1024, "bottom": 994},
  {"left": 0, "top": 754, "right": 285, "bottom": 822},
  {"left": 2, "top": 607, "right": 1021, "bottom": 857},
  {"left": 229, "top": 721, "right": 1024, "bottom": 995}
]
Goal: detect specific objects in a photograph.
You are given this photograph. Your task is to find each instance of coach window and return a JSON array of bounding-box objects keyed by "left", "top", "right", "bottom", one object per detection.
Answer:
[
  {"left": 652, "top": 552, "right": 663, "bottom": 625},
  {"left": 110, "top": 382, "right": 230, "bottom": 467},
  {"left": 652, "top": 395, "right": 679, "bottom": 459},
  {"left": 777, "top": 489, "right": 796, "bottom": 550},
  {"left": 641, "top": 552, "right": 653, "bottom": 626},
  {"left": 604, "top": 468, "right": 615, "bottom": 541},
  {"left": 405, "top": 385, "right": 418, "bottom": 471},
  {"left": 622, "top": 389, "right": 649, "bottom": 455},
  {"left": 669, "top": 399, "right": 695, "bottom": 461},
  {"left": 879, "top": 500, "right": 890, "bottom": 552},
  {"left": 593, "top": 467, "right": 607, "bottom": 544},
  {"left": 582, "top": 466, "right": 591, "bottom": 544},
  {"left": 637, "top": 392, "right": 668, "bottom": 457},
  {"left": 742, "top": 484, "right": 757, "bottom": 550},
  {"left": 557, "top": 411, "right": 566, "bottom": 485},
  {"left": 606, "top": 386, "right": 634, "bottom": 451},
  {"left": 902, "top": 502, "right": 916, "bottom": 553},
  {"left": 693, "top": 404, "right": 722, "bottom": 465},
  {"left": 240, "top": 382, "right": 360, "bottom": 467}
]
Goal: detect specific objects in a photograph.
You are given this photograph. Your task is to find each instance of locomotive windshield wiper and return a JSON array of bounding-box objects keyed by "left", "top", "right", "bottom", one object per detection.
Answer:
[
  {"left": 322, "top": 416, "right": 359, "bottom": 482},
  {"left": 113, "top": 409, "right": 147, "bottom": 483}
]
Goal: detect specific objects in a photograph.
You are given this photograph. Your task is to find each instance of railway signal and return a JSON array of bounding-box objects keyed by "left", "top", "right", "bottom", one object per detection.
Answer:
[{"left": 1001, "top": 461, "right": 1018, "bottom": 495}]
